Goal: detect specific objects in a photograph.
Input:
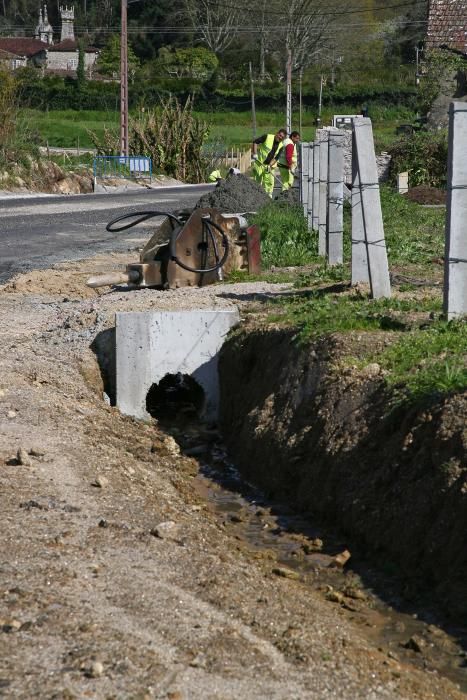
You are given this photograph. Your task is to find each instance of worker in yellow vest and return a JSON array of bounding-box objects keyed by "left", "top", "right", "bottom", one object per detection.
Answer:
[
  {"left": 251, "top": 128, "right": 286, "bottom": 196},
  {"left": 277, "top": 131, "right": 300, "bottom": 192}
]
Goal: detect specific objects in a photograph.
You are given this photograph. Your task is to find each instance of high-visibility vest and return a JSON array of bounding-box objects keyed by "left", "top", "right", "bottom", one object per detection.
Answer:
[
  {"left": 277, "top": 138, "right": 297, "bottom": 169},
  {"left": 257, "top": 134, "right": 283, "bottom": 164}
]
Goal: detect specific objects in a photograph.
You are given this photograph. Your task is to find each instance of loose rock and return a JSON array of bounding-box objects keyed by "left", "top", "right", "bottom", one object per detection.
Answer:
[
  {"left": 151, "top": 521, "right": 180, "bottom": 540},
  {"left": 91, "top": 476, "right": 109, "bottom": 488},
  {"left": 16, "top": 448, "right": 32, "bottom": 466},
  {"left": 272, "top": 566, "right": 300, "bottom": 580}
]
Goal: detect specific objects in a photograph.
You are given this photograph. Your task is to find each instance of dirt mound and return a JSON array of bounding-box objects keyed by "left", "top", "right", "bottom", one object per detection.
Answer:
[
  {"left": 220, "top": 328, "right": 467, "bottom": 619},
  {"left": 275, "top": 188, "right": 299, "bottom": 205},
  {"left": 195, "top": 173, "right": 270, "bottom": 213},
  {"left": 404, "top": 186, "right": 446, "bottom": 205}
]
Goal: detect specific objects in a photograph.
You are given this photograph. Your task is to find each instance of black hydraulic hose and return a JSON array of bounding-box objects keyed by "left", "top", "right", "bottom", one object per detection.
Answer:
[
  {"left": 106, "top": 210, "right": 184, "bottom": 233},
  {"left": 105, "top": 209, "right": 229, "bottom": 274},
  {"left": 170, "top": 216, "right": 229, "bottom": 274}
]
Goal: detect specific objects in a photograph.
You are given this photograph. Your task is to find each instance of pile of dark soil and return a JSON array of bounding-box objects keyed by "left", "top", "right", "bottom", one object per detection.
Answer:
[
  {"left": 404, "top": 186, "right": 446, "bottom": 205},
  {"left": 275, "top": 188, "right": 299, "bottom": 204},
  {"left": 195, "top": 173, "right": 270, "bottom": 212}
]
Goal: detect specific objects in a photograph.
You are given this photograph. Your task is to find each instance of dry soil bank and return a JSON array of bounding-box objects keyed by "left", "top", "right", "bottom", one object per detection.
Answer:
[{"left": 0, "top": 254, "right": 464, "bottom": 699}]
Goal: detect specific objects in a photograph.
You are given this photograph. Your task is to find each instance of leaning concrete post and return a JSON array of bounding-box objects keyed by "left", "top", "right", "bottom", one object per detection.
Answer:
[
  {"left": 318, "top": 130, "right": 329, "bottom": 256},
  {"left": 444, "top": 102, "right": 467, "bottom": 319},
  {"left": 327, "top": 130, "right": 344, "bottom": 265},
  {"left": 306, "top": 142, "right": 314, "bottom": 230},
  {"left": 312, "top": 137, "right": 320, "bottom": 232},
  {"left": 351, "top": 128, "right": 370, "bottom": 285},
  {"left": 301, "top": 143, "right": 310, "bottom": 217},
  {"left": 352, "top": 118, "right": 391, "bottom": 299}
]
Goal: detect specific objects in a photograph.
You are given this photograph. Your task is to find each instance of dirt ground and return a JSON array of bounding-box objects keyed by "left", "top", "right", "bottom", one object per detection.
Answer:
[{"left": 0, "top": 253, "right": 464, "bottom": 699}]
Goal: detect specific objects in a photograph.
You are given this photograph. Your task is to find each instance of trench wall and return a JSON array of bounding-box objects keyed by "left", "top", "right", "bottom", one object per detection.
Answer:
[{"left": 219, "top": 328, "right": 467, "bottom": 618}]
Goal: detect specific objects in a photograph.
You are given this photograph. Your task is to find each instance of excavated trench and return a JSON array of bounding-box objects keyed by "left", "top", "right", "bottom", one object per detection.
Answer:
[{"left": 93, "top": 314, "right": 467, "bottom": 692}]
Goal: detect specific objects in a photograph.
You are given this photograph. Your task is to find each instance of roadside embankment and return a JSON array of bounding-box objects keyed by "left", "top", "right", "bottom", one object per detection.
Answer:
[{"left": 219, "top": 327, "right": 467, "bottom": 618}]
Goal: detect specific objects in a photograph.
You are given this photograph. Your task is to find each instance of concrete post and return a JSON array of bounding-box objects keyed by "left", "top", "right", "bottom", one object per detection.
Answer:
[
  {"left": 301, "top": 142, "right": 310, "bottom": 217},
  {"left": 306, "top": 142, "right": 314, "bottom": 230},
  {"left": 298, "top": 143, "right": 303, "bottom": 205},
  {"left": 351, "top": 129, "right": 370, "bottom": 285},
  {"left": 312, "top": 138, "right": 320, "bottom": 232},
  {"left": 444, "top": 102, "right": 467, "bottom": 319},
  {"left": 397, "top": 172, "right": 409, "bottom": 195},
  {"left": 327, "top": 130, "right": 344, "bottom": 265},
  {"left": 352, "top": 117, "right": 391, "bottom": 299},
  {"left": 318, "top": 130, "right": 329, "bottom": 256}
]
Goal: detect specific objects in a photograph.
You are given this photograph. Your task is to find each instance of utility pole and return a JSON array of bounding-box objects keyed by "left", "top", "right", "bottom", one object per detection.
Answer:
[
  {"left": 286, "top": 48, "right": 292, "bottom": 134},
  {"left": 120, "top": 0, "right": 129, "bottom": 157},
  {"left": 249, "top": 62, "right": 257, "bottom": 140},
  {"left": 299, "top": 68, "right": 303, "bottom": 134},
  {"left": 415, "top": 46, "right": 420, "bottom": 87},
  {"left": 316, "top": 74, "right": 324, "bottom": 127}
]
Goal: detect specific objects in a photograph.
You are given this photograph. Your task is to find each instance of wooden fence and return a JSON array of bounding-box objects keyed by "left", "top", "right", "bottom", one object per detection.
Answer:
[{"left": 217, "top": 146, "right": 251, "bottom": 174}]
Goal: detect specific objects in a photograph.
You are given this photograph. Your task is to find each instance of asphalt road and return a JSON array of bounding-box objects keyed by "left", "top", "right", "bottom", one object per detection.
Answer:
[{"left": 0, "top": 185, "right": 213, "bottom": 283}]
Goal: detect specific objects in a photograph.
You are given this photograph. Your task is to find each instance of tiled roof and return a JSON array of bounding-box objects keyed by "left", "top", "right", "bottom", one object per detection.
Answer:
[
  {"left": 48, "top": 39, "right": 98, "bottom": 52},
  {"left": 427, "top": 0, "right": 467, "bottom": 53},
  {"left": 0, "top": 37, "right": 47, "bottom": 57},
  {"left": 0, "top": 47, "right": 22, "bottom": 60}
]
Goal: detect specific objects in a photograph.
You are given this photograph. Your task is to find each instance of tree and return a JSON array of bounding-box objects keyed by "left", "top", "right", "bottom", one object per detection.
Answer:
[
  {"left": 76, "top": 41, "right": 86, "bottom": 90},
  {"left": 183, "top": 0, "right": 240, "bottom": 55},
  {"left": 156, "top": 46, "right": 218, "bottom": 79},
  {"left": 273, "top": 0, "right": 336, "bottom": 72},
  {"left": 97, "top": 34, "right": 140, "bottom": 78}
]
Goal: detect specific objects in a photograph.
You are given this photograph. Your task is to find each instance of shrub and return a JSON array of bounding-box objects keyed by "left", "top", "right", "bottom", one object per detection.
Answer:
[
  {"left": 388, "top": 131, "right": 448, "bottom": 188},
  {"left": 88, "top": 95, "right": 211, "bottom": 183}
]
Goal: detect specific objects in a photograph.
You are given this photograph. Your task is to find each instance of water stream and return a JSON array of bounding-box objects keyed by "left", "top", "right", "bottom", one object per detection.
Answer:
[{"left": 168, "top": 425, "right": 467, "bottom": 694}]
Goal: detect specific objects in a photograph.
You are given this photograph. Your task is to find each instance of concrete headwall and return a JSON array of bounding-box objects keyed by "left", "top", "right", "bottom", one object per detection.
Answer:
[{"left": 116, "top": 310, "right": 239, "bottom": 421}]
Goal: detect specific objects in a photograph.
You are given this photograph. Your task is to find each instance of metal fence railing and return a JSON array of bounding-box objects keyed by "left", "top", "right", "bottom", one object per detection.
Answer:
[{"left": 93, "top": 155, "right": 152, "bottom": 182}]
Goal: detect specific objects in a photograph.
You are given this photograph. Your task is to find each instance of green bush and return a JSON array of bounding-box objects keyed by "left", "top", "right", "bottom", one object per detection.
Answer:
[{"left": 388, "top": 131, "right": 448, "bottom": 188}]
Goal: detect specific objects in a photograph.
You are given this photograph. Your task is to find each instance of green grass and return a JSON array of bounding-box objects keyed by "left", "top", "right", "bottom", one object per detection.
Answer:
[
  {"left": 269, "top": 292, "right": 442, "bottom": 338},
  {"left": 381, "top": 188, "right": 445, "bottom": 269},
  {"left": 376, "top": 321, "right": 467, "bottom": 400},
  {"left": 20, "top": 105, "right": 416, "bottom": 150},
  {"left": 264, "top": 289, "right": 466, "bottom": 402},
  {"left": 250, "top": 202, "right": 318, "bottom": 268}
]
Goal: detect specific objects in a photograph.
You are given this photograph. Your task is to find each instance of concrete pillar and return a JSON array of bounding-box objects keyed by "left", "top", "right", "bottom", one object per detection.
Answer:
[
  {"left": 397, "top": 171, "right": 409, "bottom": 195},
  {"left": 327, "top": 130, "right": 344, "bottom": 265},
  {"left": 312, "top": 138, "right": 320, "bottom": 232},
  {"left": 301, "top": 142, "right": 310, "bottom": 217},
  {"left": 351, "top": 129, "right": 370, "bottom": 285},
  {"left": 444, "top": 102, "right": 467, "bottom": 319},
  {"left": 352, "top": 118, "right": 391, "bottom": 299},
  {"left": 318, "top": 129, "right": 329, "bottom": 256},
  {"left": 116, "top": 310, "right": 240, "bottom": 421},
  {"left": 306, "top": 142, "right": 314, "bottom": 231}
]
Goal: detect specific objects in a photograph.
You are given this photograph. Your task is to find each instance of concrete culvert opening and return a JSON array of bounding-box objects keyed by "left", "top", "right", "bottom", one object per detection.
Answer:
[{"left": 146, "top": 372, "right": 205, "bottom": 421}]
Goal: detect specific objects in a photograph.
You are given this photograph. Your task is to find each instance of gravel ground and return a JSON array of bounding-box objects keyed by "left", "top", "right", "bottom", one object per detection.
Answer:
[{"left": 0, "top": 253, "right": 463, "bottom": 699}]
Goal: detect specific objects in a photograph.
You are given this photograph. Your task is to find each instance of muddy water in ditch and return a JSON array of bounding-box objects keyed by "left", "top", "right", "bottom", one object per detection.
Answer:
[{"left": 166, "top": 426, "right": 467, "bottom": 694}]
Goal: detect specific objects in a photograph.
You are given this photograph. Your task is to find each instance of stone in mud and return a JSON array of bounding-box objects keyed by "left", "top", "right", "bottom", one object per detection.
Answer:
[
  {"left": 163, "top": 436, "right": 180, "bottom": 456},
  {"left": 195, "top": 173, "right": 270, "bottom": 213},
  {"left": 404, "top": 635, "right": 427, "bottom": 653},
  {"left": 325, "top": 590, "right": 345, "bottom": 604},
  {"left": 272, "top": 566, "right": 300, "bottom": 580},
  {"left": 330, "top": 550, "right": 351, "bottom": 568},
  {"left": 303, "top": 538, "right": 323, "bottom": 554}
]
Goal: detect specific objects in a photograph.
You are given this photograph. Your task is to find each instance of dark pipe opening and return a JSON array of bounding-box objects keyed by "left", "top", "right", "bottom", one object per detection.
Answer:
[{"left": 146, "top": 373, "right": 205, "bottom": 422}]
